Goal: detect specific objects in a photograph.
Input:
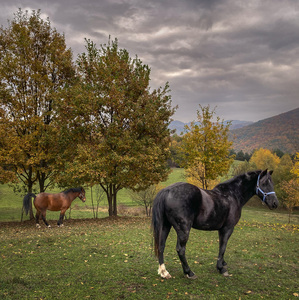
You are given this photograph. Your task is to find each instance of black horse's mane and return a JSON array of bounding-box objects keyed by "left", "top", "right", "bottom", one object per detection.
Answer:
[
  {"left": 213, "top": 170, "right": 259, "bottom": 191},
  {"left": 63, "top": 187, "right": 83, "bottom": 194}
]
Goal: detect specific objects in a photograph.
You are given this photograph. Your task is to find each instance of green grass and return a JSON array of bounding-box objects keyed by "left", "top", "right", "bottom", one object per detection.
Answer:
[
  {"left": 0, "top": 210, "right": 298, "bottom": 299},
  {"left": 0, "top": 168, "right": 186, "bottom": 222}
]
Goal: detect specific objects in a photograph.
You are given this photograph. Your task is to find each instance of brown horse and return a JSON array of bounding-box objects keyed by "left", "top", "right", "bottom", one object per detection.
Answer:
[{"left": 23, "top": 187, "right": 86, "bottom": 228}]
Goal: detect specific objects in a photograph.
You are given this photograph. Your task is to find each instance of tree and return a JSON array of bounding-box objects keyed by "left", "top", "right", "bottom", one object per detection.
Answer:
[
  {"left": 180, "top": 105, "right": 234, "bottom": 189},
  {"left": 250, "top": 148, "right": 280, "bottom": 171},
  {"left": 272, "top": 154, "right": 293, "bottom": 185},
  {"left": 280, "top": 152, "right": 299, "bottom": 222},
  {"left": 231, "top": 160, "right": 256, "bottom": 177},
  {"left": 0, "top": 8, "right": 75, "bottom": 209},
  {"left": 236, "top": 150, "right": 245, "bottom": 161},
  {"left": 291, "top": 152, "right": 299, "bottom": 177},
  {"left": 280, "top": 179, "right": 299, "bottom": 223},
  {"left": 129, "top": 184, "right": 161, "bottom": 217},
  {"left": 168, "top": 134, "right": 184, "bottom": 167},
  {"left": 62, "top": 38, "right": 175, "bottom": 216}
]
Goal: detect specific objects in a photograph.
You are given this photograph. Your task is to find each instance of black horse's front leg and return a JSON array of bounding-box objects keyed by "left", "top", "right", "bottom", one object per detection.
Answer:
[{"left": 217, "top": 227, "right": 234, "bottom": 276}]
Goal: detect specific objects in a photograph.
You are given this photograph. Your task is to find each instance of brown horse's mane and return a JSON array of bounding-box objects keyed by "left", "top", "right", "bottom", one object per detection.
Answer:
[{"left": 62, "top": 187, "right": 83, "bottom": 194}]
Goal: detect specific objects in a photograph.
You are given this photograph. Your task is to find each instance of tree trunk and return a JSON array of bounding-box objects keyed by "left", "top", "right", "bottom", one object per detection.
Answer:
[
  {"left": 90, "top": 186, "right": 96, "bottom": 219},
  {"left": 37, "top": 171, "right": 46, "bottom": 193},
  {"left": 112, "top": 185, "right": 117, "bottom": 216},
  {"left": 27, "top": 167, "right": 35, "bottom": 220},
  {"left": 102, "top": 183, "right": 120, "bottom": 217}
]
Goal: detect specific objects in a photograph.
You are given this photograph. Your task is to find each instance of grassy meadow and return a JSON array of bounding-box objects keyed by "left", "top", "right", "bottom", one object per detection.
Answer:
[
  {"left": 0, "top": 211, "right": 298, "bottom": 299},
  {"left": 0, "top": 168, "right": 298, "bottom": 299}
]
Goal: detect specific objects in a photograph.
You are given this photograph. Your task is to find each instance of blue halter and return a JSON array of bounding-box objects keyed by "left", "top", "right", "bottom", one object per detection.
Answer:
[{"left": 256, "top": 173, "right": 276, "bottom": 202}]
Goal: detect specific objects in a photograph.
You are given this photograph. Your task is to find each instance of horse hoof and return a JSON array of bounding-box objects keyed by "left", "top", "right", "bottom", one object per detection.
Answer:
[
  {"left": 36, "top": 224, "right": 41, "bottom": 228},
  {"left": 160, "top": 272, "right": 172, "bottom": 279},
  {"left": 47, "top": 225, "right": 51, "bottom": 228},
  {"left": 186, "top": 274, "right": 198, "bottom": 280},
  {"left": 222, "top": 271, "right": 230, "bottom": 277},
  {"left": 158, "top": 264, "right": 171, "bottom": 279}
]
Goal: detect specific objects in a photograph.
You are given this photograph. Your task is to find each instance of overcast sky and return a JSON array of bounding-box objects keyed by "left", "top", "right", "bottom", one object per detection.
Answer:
[{"left": 1, "top": 0, "right": 299, "bottom": 122}]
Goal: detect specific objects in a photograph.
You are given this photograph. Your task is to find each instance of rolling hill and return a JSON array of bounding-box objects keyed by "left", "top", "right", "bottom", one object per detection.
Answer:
[
  {"left": 169, "top": 107, "right": 298, "bottom": 154},
  {"left": 230, "top": 108, "right": 299, "bottom": 154}
]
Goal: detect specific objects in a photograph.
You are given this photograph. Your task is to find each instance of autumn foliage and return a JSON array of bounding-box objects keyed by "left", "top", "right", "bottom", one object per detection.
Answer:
[
  {"left": 0, "top": 10, "right": 175, "bottom": 217},
  {"left": 0, "top": 9, "right": 75, "bottom": 201},
  {"left": 180, "top": 105, "right": 234, "bottom": 189}
]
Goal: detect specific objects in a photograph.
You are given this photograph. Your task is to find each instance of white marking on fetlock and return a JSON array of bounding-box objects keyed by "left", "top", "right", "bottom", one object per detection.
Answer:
[
  {"left": 158, "top": 264, "right": 171, "bottom": 279},
  {"left": 36, "top": 224, "right": 41, "bottom": 228},
  {"left": 47, "top": 225, "right": 51, "bottom": 228}
]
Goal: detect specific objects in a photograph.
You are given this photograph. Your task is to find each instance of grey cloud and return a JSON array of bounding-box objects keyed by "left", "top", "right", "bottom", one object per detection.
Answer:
[{"left": 0, "top": 0, "right": 298, "bottom": 122}]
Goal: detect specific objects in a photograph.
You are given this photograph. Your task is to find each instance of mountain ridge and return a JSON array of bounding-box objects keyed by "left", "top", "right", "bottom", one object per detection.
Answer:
[
  {"left": 169, "top": 107, "right": 299, "bottom": 154},
  {"left": 230, "top": 107, "right": 299, "bottom": 154},
  {"left": 169, "top": 120, "right": 254, "bottom": 134}
]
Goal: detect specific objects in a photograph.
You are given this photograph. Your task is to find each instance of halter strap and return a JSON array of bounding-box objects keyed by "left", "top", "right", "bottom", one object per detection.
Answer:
[{"left": 256, "top": 173, "right": 276, "bottom": 202}]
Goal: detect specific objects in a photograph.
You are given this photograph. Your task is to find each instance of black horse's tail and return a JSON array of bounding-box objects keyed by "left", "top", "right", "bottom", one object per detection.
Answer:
[
  {"left": 23, "top": 193, "right": 36, "bottom": 215},
  {"left": 151, "top": 188, "right": 168, "bottom": 258}
]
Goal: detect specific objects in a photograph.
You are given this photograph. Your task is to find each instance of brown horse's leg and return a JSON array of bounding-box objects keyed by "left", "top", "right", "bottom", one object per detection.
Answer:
[
  {"left": 57, "top": 213, "right": 65, "bottom": 227},
  {"left": 35, "top": 211, "right": 41, "bottom": 228},
  {"left": 57, "top": 208, "right": 68, "bottom": 227},
  {"left": 41, "top": 211, "right": 50, "bottom": 228}
]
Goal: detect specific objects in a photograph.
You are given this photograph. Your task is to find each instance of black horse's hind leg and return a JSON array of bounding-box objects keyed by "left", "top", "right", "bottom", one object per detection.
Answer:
[
  {"left": 175, "top": 225, "right": 197, "bottom": 279},
  {"left": 157, "top": 223, "right": 172, "bottom": 279},
  {"left": 217, "top": 227, "right": 234, "bottom": 276}
]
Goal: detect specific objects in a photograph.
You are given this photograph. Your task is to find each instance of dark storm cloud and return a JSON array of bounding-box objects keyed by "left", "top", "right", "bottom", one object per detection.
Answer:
[{"left": 1, "top": 0, "right": 298, "bottom": 122}]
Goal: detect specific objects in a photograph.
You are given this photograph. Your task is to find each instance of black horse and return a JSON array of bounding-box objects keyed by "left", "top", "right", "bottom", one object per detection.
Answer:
[{"left": 152, "top": 169, "right": 278, "bottom": 279}]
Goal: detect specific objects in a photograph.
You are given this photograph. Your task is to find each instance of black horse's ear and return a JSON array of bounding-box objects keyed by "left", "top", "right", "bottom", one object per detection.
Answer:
[
  {"left": 261, "top": 169, "right": 268, "bottom": 177},
  {"left": 269, "top": 170, "right": 273, "bottom": 175}
]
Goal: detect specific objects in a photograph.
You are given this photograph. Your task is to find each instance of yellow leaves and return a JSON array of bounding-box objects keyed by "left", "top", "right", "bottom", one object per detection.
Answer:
[
  {"left": 291, "top": 152, "right": 299, "bottom": 178},
  {"left": 180, "top": 105, "right": 233, "bottom": 188},
  {"left": 280, "top": 177, "right": 299, "bottom": 217},
  {"left": 250, "top": 148, "right": 280, "bottom": 170}
]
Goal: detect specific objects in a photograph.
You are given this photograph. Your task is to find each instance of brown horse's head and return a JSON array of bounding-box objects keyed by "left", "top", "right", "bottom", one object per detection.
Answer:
[{"left": 79, "top": 187, "right": 86, "bottom": 202}]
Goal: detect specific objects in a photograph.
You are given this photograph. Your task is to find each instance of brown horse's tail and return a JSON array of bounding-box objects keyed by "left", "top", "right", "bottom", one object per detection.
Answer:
[
  {"left": 151, "top": 188, "right": 168, "bottom": 258},
  {"left": 23, "top": 193, "right": 36, "bottom": 215}
]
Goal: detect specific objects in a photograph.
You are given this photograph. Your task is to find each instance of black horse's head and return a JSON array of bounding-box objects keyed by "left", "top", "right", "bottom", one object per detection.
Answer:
[{"left": 256, "top": 169, "right": 278, "bottom": 210}]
